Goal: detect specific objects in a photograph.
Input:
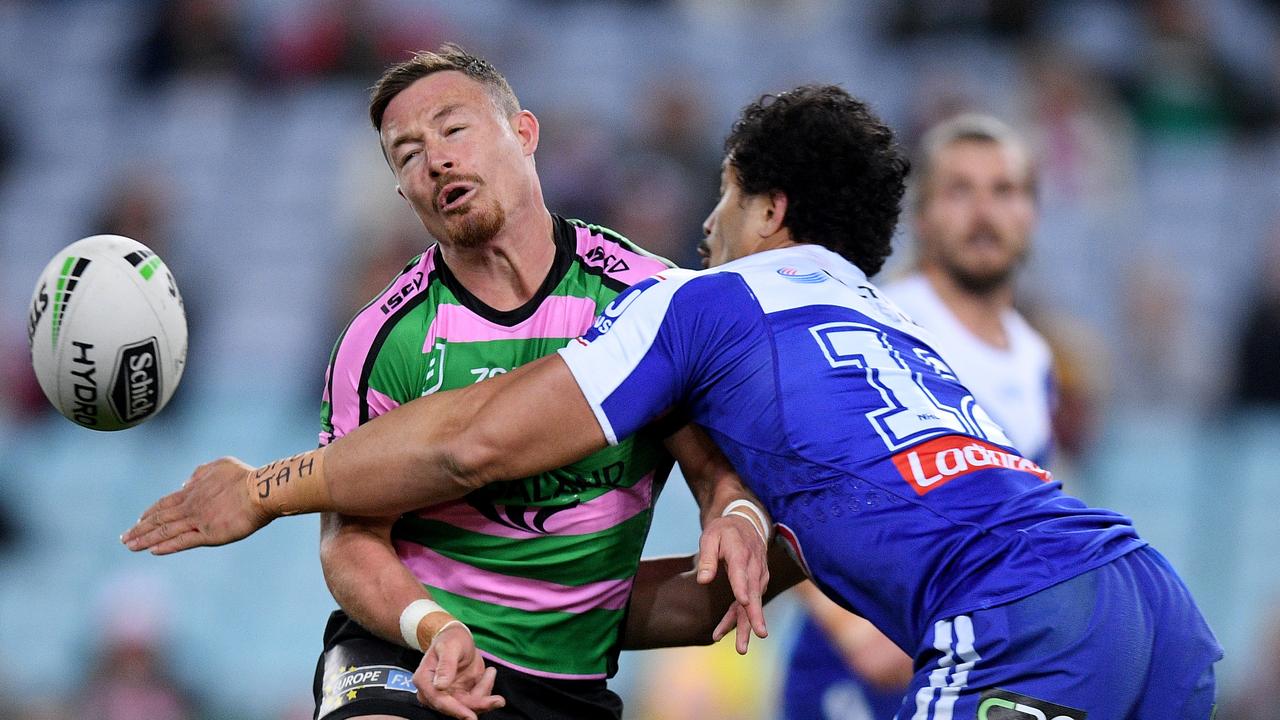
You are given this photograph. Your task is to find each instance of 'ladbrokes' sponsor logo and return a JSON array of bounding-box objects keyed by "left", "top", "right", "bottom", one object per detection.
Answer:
[
  {"left": 892, "top": 435, "right": 1052, "bottom": 496},
  {"left": 110, "top": 338, "right": 161, "bottom": 423},
  {"left": 978, "top": 688, "right": 1087, "bottom": 719}
]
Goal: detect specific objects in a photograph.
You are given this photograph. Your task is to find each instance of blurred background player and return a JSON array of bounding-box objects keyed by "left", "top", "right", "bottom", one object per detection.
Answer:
[
  {"left": 781, "top": 113, "right": 1053, "bottom": 720},
  {"left": 312, "top": 45, "right": 767, "bottom": 720}
]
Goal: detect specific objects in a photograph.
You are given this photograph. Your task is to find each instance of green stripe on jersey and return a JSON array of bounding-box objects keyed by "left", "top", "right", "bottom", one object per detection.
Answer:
[
  {"left": 396, "top": 509, "right": 654, "bottom": 584},
  {"left": 397, "top": 337, "right": 575, "bottom": 394},
  {"left": 425, "top": 587, "right": 624, "bottom": 676}
]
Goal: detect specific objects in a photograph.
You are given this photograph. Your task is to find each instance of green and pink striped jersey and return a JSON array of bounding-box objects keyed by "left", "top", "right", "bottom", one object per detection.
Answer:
[{"left": 319, "top": 216, "right": 675, "bottom": 679}]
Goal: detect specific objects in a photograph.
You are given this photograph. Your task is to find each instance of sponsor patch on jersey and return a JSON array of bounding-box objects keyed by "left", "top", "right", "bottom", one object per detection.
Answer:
[
  {"left": 978, "top": 687, "right": 1087, "bottom": 719},
  {"left": 892, "top": 435, "right": 1052, "bottom": 496},
  {"left": 776, "top": 267, "right": 827, "bottom": 283}
]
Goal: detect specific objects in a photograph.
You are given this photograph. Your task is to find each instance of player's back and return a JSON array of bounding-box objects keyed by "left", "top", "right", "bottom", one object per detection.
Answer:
[
  {"left": 563, "top": 242, "right": 1142, "bottom": 653},
  {"left": 707, "top": 246, "right": 1142, "bottom": 649}
]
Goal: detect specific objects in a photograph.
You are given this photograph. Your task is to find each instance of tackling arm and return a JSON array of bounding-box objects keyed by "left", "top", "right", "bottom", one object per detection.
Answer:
[
  {"left": 327, "top": 353, "right": 605, "bottom": 512},
  {"left": 123, "top": 355, "right": 609, "bottom": 553},
  {"left": 663, "top": 425, "right": 773, "bottom": 649},
  {"left": 622, "top": 538, "right": 807, "bottom": 650}
]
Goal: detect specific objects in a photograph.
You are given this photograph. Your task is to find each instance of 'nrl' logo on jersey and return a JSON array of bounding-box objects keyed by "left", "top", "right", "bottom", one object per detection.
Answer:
[{"left": 421, "top": 341, "right": 446, "bottom": 395}]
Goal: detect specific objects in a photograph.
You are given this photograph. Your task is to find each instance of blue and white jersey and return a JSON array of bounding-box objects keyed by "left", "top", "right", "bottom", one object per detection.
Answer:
[
  {"left": 882, "top": 274, "right": 1054, "bottom": 465},
  {"left": 559, "top": 244, "right": 1143, "bottom": 652}
]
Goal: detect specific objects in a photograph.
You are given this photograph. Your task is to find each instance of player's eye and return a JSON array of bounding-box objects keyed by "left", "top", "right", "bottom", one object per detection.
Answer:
[
  {"left": 446, "top": 125, "right": 465, "bottom": 136},
  {"left": 400, "top": 150, "right": 420, "bottom": 167}
]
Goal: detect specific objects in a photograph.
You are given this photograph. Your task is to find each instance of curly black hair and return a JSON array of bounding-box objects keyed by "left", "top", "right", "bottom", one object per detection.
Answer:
[{"left": 725, "top": 85, "right": 909, "bottom": 276}]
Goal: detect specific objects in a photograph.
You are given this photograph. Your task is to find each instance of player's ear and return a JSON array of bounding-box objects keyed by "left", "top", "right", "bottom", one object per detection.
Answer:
[
  {"left": 759, "top": 191, "right": 788, "bottom": 237},
  {"left": 514, "top": 110, "right": 539, "bottom": 156}
]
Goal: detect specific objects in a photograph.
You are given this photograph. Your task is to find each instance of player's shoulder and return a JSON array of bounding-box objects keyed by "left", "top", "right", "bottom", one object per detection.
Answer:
[
  {"left": 559, "top": 216, "right": 675, "bottom": 288},
  {"left": 591, "top": 266, "right": 745, "bottom": 326},
  {"left": 1005, "top": 309, "right": 1054, "bottom": 364},
  {"left": 878, "top": 272, "right": 930, "bottom": 298},
  {"left": 333, "top": 248, "right": 438, "bottom": 352},
  {"left": 707, "top": 244, "right": 876, "bottom": 316}
]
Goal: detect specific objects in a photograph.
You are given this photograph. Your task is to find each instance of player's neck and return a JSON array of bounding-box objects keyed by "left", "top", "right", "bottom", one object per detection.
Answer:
[
  {"left": 923, "top": 267, "right": 1014, "bottom": 350},
  {"left": 438, "top": 207, "right": 557, "bottom": 312}
]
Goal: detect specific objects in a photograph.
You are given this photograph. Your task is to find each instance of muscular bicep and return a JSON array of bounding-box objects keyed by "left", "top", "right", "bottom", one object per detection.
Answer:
[{"left": 450, "top": 353, "right": 610, "bottom": 483}]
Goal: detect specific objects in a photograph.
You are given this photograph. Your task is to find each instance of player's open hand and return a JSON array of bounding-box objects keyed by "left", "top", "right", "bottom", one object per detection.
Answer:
[
  {"left": 415, "top": 624, "right": 505, "bottom": 719},
  {"left": 121, "top": 457, "right": 272, "bottom": 554},
  {"left": 696, "top": 511, "right": 770, "bottom": 653}
]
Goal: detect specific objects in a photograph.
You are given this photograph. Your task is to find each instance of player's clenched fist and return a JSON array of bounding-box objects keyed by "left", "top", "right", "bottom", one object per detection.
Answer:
[{"left": 415, "top": 623, "right": 505, "bottom": 720}]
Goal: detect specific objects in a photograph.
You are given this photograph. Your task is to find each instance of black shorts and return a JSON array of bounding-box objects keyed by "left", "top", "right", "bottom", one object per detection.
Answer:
[{"left": 313, "top": 610, "right": 624, "bottom": 720}]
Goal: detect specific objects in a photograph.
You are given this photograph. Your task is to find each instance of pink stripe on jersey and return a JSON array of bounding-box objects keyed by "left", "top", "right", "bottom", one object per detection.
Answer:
[
  {"left": 413, "top": 473, "right": 655, "bottom": 539},
  {"left": 479, "top": 651, "right": 607, "bottom": 681},
  {"left": 326, "top": 251, "right": 435, "bottom": 441},
  {"left": 366, "top": 387, "right": 401, "bottom": 416},
  {"left": 423, "top": 295, "right": 598, "bottom": 349},
  {"left": 573, "top": 225, "right": 672, "bottom": 286},
  {"left": 395, "top": 541, "right": 633, "bottom": 614}
]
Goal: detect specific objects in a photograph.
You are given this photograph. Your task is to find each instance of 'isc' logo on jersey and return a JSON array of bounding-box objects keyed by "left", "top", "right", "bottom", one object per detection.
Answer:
[{"left": 893, "top": 435, "right": 1052, "bottom": 496}]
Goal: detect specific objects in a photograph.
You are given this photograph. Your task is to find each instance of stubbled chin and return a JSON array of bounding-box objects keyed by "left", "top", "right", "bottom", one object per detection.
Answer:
[{"left": 445, "top": 206, "right": 505, "bottom": 248}]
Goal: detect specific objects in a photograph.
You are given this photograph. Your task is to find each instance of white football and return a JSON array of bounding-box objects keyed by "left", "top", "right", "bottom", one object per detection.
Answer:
[{"left": 28, "top": 235, "right": 188, "bottom": 430}]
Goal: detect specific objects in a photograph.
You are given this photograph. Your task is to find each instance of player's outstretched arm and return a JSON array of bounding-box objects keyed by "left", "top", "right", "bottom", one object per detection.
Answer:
[
  {"left": 122, "top": 354, "right": 608, "bottom": 554},
  {"left": 664, "top": 425, "right": 772, "bottom": 653},
  {"left": 622, "top": 538, "right": 805, "bottom": 652},
  {"left": 319, "top": 513, "right": 504, "bottom": 719}
]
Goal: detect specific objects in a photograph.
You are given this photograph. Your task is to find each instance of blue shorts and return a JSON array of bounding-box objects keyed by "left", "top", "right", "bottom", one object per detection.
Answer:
[{"left": 902, "top": 546, "right": 1221, "bottom": 720}]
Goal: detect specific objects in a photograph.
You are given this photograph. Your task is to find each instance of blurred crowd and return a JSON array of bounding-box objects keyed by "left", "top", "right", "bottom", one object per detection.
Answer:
[{"left": 3, "top": 0, "right": 1280, "bottom": 718}]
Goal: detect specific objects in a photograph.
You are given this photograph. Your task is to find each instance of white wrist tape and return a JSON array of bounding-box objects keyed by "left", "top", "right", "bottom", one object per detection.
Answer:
[
  {"left": 722, "top": 499, "right": 770, "bottom": 543},
  {"left": 399, "top": 598, "right": 446, "bottom": 651}
]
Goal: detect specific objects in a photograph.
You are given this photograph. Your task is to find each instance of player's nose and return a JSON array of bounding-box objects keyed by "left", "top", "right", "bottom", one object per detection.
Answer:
[{"left": 428, "top": 157, "right": 456, "bottom": 180}]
